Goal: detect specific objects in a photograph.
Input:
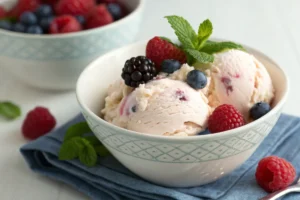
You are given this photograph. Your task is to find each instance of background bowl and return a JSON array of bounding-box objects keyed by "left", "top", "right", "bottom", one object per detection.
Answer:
[
  {"left": 0, "top": 0, "right": 144, "bottom": 90},
  {"left": 76, "top": 41, "right": 288, "bottom": 187}
]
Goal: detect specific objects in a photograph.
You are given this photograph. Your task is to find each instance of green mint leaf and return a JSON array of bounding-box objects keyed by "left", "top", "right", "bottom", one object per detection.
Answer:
[
  {"left": 165, "top": 15, "right": 198, "bottom": 49},
  {"left": 94, "top": 145, "right": 110, "bottom": 157},
  {"left": 79, "top": 140, "right": 98, "bottom": 167},
  {"left": 185, "top": 49, "right": 214, "bottom": 64},
  {"left": 84, "top": 136, "right": 101, "bottom": 146},
  {"left": 197, "top": 19, "right": 213, "bottom": 49},
  {"left": 0, "top": 101, "right": 21, "bottom": 120},
  {"left": 201, "top": 41, "right": 245, "bottom": 54},
  {"left": 64, "top": 122, "right": 91, "bottom": 141},
  {"left": 58, "top": 137, "right": 85, "bottom": 160}
]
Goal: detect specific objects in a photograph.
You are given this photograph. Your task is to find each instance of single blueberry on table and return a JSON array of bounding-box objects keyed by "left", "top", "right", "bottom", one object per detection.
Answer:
[
  {"left": 35, "top": 4, "right": 53, "bottom": 18},
  {"left": 75, "top": 15, "right": 85, "bottom": 25},
  {"left": 250, "top": 102, "right": 271, "bottom": 120},
  {"left": 0, "top": 21, "right": 12, "bottom": 30},
  {"left": 20, "top": 12, "right": 38, "bottom": 25},
  {"left": 12, "top": 23, "right": 26, "bottom": 32},
  {"left": 161, "top": 59, "right": 181, "bottom": 73},
  {"left": 186, "top": 69, "right": 207, "bottom": 89},
  {"left": 107, "top": 3, "right": 122, "bottom": 20},
  {"left": 26, "top": 25, "right": 43, "bottom": 34},
  {"left": 39, "top": 17, "right": 53, "bottom": 32}
]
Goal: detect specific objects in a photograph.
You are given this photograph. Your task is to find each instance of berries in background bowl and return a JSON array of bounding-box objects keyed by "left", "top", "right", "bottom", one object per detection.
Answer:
[
  {"left": 50, "top": 15, "right": 81, "bottom": 34},
  {"left": 55, "top": 0, "right": 95, "bottom": 18},
  {"left": 0, "top": 21, "right": 12, "bottom": 30},
  {"left": 0, "top": 6, "right": 7, "bottom": 18},
  {"left": 250, "top": 102, "right": 271, "bottom": 120},
  {"left": 186, "top": 69, "right": 207, "bottom": 89},
  {"left": 86, "top": 5, "right": 113, "bottom": 29},
  {"left": 20, "top": 11, "right": 38, "bottom": 25},
  {"left": 107, "top": 3, "right": 122, "bottom": 20},
  {"left": 121, "top": 56, "right": 157, "bottom": 88},
  {"left": 8, "top": 0, "right": 41, "bottom": 18},
  {"left": 208, "top": 104, "right": 245, "bottom": 133},
  {"left": 12, "top": 22, "right": 26, "bottom": 32}
]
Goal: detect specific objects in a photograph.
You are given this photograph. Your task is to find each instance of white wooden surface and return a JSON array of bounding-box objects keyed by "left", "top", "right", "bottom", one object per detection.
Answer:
[{"left": 1, "top": 0, "right": 300, "bottom": 199}]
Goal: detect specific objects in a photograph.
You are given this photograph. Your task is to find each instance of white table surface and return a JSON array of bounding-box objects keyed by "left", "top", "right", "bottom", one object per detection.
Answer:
[{"left": 1, "top": 0, "right": 300, "bottom": 199}]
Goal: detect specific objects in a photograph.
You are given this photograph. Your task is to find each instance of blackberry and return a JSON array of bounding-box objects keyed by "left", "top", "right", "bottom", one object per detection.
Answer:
[{"left": 121, "top": 56, "right": 157, "bottom": 88}]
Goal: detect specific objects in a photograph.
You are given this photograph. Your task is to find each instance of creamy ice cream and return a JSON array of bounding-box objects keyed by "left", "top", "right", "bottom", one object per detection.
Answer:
[{"left": 206, "top": 50, "right": 274, "bottom": 119}]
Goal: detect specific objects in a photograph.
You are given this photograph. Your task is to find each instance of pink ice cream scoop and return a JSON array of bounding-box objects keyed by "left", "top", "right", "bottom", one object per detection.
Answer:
[
  {"left": 207, "top": 50, "right": 274, "bottom": 119},
  {"left": 119, "top": 79, "right": 211, "bottom": 136}
]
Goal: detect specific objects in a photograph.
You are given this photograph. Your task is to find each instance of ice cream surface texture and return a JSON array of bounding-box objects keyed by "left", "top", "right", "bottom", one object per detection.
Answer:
[{"left": 206, "top": 50, "right": 274, "bottom": 119}]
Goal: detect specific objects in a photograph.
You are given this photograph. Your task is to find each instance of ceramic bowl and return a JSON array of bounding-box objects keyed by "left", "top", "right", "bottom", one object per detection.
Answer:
[
  {"left": 0, "top": 0, "right": 144, "bottom": 90},
  {"left": 76, "top": 41, "right": 289, "bottom": 187}
]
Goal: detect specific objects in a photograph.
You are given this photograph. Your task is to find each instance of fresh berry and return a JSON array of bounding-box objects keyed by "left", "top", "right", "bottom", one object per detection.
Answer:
[
  {"left": 22, "top": 107, "right": 56, "bottom": 140},
  {"left": 12, "top": 22, "right": 26, "bottom": 32},
  {"left": 55, "top": 0, "right": 95, "bottom": 18},
  {"left": 186, "top": 70, "right": 207, "bottom": 89},
  {"left": 0, "top": 6, "right": 7, "bottom": 18},
  {"left": 39, "top": 16, "right": 53, "bottom": 32},
  {"left": 255, "top": 156, "right": 296, "bottom": 192},
  {"left": 35, "top": 4, "right": 53, "bottom": 18},
  {"left": 26, "top": 25, "right": 43, "bottom": 34},
  {"left": 121, "top": 56, "right": 157, "bottom": 88},
  {"left": 208, "top": 104, "right": 245, "bottom": 133},
  {"left": 86, "top": 5, "right": 113, "bottom": 29},
  {"left": 8, "top": 0, "right": 41, "bottom": 18},
  {"left": 20, "top": 11, "right": 38, "bottom": 25},
  {"left": 146, "top": 37, "right": 187, "bottom": 69},
  {"left": 49, "top": 15, "right": 81, "bottom": 34},
  {"left": 107, "top": 3, "right": 122, "bottom": 20},
  {"left": 0, "top": 21, "right": 12, "bottom": 30},
  {"left": 250, "top": 102, "right": 271, "bottom": 120},
  {"left": 161, "top": 59, "right": 181, "bottom": 74},
  {"left": 75, "top": 15, "right": 85, "bottom": 25}
]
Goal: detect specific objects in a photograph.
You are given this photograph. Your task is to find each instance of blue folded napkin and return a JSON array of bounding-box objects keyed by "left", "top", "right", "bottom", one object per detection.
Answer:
[{"left": 21, "top": 114, "right": 300, "bottom": 200}]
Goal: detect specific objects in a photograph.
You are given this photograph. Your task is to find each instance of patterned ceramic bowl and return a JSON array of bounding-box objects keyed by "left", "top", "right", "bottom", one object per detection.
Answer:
[
  {"left": 76, "top": 41, "right": 289, "bottom": 187},
  {"left": 0, "top": 0, "right": 144, "bottom": 90}
]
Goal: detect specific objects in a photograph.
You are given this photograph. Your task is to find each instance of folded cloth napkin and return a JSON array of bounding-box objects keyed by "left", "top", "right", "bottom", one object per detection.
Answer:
[{"left": 21, "top": 114, "right": 300, "bottom": 200}]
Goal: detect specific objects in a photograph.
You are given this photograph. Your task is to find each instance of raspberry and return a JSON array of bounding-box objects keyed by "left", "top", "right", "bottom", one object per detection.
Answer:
[
  {"left": 121, "top": 56, "right": 157, "bottom": 87},
  {"left": 86, "top": 5, "right": 113, "bottom": 29},
  {"left": 22, "top": 107, "right": 56, "bottom": 140},
  {"left": 0, "top": 6, "right": 7, "bottom": 18},
  {"left": 146, "top": 37, "right": 187, "bottom": 70},
  {"left": 49, "top": 15, "right": 82, "bottom": 34},
  {"left": 7, "top": 0, "right": 41, "bottom": 18},
  {"left": 55, "top": 0, "right": 95, "bottom": 18},
  {"left": 208, "top": 104, "right": 245, "bottom": 133},
  {"left": 256, "top": 156, "right": 296, "bottom": 192}
]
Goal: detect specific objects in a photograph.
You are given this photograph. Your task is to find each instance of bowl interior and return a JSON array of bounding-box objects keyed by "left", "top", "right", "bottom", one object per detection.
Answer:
[{"left": 77, "top": 41, "right": 288, "bottom": 133}]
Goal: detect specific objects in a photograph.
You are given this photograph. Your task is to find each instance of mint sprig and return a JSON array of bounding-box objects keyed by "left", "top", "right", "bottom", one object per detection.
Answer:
[
  {"left": 58, "top": 122, "right": 109, "bottom": 167},
  {"left": 0, "top": 101, "right": 21, "bottom": 120},
  {"left": 164, "top": 16, "right": 244, "bottom": 67}
]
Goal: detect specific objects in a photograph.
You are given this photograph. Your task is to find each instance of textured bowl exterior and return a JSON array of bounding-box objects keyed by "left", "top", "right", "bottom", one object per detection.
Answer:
[
  {"left": 82, "top": 108, "right": 282, "bottom": 187},
  {"left": 0, "top": 1, "right": 143, "bottom": 90}
]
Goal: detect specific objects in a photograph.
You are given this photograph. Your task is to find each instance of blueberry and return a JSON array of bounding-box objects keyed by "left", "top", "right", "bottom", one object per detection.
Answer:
[
  {"left": 35, "top": 4, "right": 53, "bottom": 18},
  {"left": 12, "top": 23, "right": 26, "bottom": 32},
  {"left": 20, "top": 12, "right": 38, "bottom": 25},
  {"left": 107, "top": 3, "right": 122, "bottom": 20},
  {"left": 0, "top": 21, "right": 12, "bottom": 30},
  {"left": 26, "top": 25, "right": 43, "bottom": 34},
  {"left": 186, "top": 70, "right": 207, "bottom": 89},
  {"left": 39, "top": 17, "right": 53, "bottom": 32},
  {"left": 161, "top": 59, "right": 181, "bottom": 73},
  {"left": 75, "top": 15, "right": 85, "bottom": 25},
  {"left": 250, "top": 102, "right": 271, "bottom": 120}
]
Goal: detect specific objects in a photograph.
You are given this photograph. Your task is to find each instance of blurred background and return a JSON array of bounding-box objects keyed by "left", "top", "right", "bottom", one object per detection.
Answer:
[{"left": 0, "top": 0, "right": 299, "bottom": 199}]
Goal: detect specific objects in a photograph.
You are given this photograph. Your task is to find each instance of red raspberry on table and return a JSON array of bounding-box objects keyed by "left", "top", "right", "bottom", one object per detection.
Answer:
[
  {"left": 208, "top": 104, "right": 245, "bottom": 133},
  {"left": 86, "top": 5, "right": 113, "bottom": 29},
  {"left": 256, "top": 156, "right": 296, "bottom": 192},
  {"left": 146, "top": 36, "right": 187, "bottom": 70},
  {"left": 22, "top": 107, "right": 56, "bottom": 140},
  {"left": 0, "top": 6, "right": 7, "bottom": 18},
  {"left": 7, "top": 0, "right": 41, "bottom": 18},
  {"left": 55, "top": 0, "right": 95, "bottom": 18},
  {"left": 50, "top": 15, "right": 82, "bottom": 34}
]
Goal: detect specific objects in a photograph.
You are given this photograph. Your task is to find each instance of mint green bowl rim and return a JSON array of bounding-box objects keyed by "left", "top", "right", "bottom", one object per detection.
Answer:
[
  {"left": 76, "top": 40, "right": 289, "bottom": 142},
  {"left": 0, "top": 0, "right": 145, "bottom": 39}
]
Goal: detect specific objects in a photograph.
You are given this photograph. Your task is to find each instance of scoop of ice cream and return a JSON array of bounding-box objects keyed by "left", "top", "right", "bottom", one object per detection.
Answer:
[
  {"left": 121, "top": 79, "right": 211, "bottom": 136},
  {"left": 206, "top": 50, "right": 274, "bottom": 119}
]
